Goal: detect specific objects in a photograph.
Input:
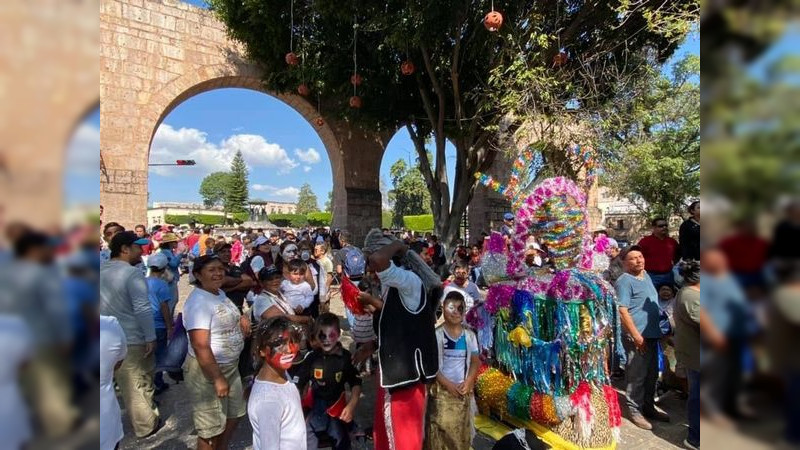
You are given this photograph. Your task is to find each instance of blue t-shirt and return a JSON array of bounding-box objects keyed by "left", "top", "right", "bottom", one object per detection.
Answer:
[
  {"left": 701, "top": 274, "right": 751, "bottom": 339},
  {"left": 146, "top": 277, "right": 172, "bottom": 330},
  {"left": 615, "top": 272, "right": 661, "bottom": 339},
  {"left": 64, "top": 277, "right": 98, "bottom": 338}
]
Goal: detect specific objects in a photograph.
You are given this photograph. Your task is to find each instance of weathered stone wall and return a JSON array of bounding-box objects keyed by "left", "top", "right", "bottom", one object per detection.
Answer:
[{"left": 100, "top": 0, "right": 385, "bottom": 238}]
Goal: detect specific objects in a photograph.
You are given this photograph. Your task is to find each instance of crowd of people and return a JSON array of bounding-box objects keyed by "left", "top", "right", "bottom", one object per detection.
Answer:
[{"left": 5, "top": 195, "right": 798, "bottom": 450}]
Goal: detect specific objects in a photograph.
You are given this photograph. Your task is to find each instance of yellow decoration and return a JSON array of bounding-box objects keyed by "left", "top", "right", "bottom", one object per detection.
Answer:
[{"left": 508, "top": 325, "right": 532, "bottom": 348}]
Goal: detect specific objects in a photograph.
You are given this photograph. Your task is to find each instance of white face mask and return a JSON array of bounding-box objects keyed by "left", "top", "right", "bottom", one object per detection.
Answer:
[{"left": 533, "top": 255, "right": 542, "bottom": 266}]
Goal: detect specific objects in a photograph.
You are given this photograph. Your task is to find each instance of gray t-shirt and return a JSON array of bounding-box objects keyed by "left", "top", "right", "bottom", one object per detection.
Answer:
[
  {"left": 615, "top": 272, "right": 661, "bottom": 339},
  {"left": 674, "top": 287, "right": 700, "bottom": 371},
  {"left": 100, "top": 260, "right": 156, "bottom": 345}
]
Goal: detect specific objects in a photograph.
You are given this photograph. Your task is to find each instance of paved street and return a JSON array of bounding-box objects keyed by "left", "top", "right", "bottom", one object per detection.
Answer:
[{"left": 119, "top": 278, "right": 690, "bottom": 449}]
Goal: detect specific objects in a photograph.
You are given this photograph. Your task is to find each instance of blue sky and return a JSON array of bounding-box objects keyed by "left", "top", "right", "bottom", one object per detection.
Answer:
[{"left": 65, "top": 2, "right": 711, "bottom": 210}]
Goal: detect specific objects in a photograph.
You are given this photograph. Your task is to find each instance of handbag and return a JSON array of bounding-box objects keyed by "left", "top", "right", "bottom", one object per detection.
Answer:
[{"left": 157, "top": 313, "right": 188, "bottom": 372}]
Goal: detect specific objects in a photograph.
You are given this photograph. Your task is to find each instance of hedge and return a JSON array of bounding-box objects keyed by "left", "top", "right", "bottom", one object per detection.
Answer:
[
  {"left": 381, "top": 210, "right": 393, "bottom": 229},
  {"left": 306, "top": 211, "right": 332, "bottom": 226},
  {"left": 165, "top": 214, "right": 225, "bottom": 226},
  {"left": 403, "top": 214, "right": 434, "bottom": 232},
  {"left": 267, "top": 213, "right": 308, "bottom": 227}
]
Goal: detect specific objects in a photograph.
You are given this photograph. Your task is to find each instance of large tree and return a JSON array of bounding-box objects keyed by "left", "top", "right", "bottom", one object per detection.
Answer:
[
  {"left": 199, "top": 171, "right": 231, "bottom": 208},
  {"left": 599, "top": 55, "right": 700, "bottom": 218},
  {"left": 225, "top": 150, "right": 249, "bottom": 215},
  {"left": 324, "top": 190, "right": 333, "bottom": 212},
  {"left": 388, "top": 158, "right": 431, "bottom": 227},
  {"left": 296, "top": 183, "right": 320, "bottom": 214},
  {"left": 209, "top": 0, "right": 697, "bottom": 246}
]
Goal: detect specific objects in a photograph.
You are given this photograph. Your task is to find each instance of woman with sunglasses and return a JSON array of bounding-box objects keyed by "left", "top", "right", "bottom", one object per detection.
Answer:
[{"left": 182, "top": 255, "right": 250, "bottom": 450}]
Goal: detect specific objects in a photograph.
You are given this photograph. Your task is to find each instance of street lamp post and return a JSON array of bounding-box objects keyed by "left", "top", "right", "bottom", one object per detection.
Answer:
[{"left": 148, "top": 160, "right": 196, "bottom": 166}]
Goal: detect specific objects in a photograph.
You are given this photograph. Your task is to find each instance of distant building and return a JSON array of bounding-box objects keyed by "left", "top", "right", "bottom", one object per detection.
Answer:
[
  {"left": 147, "top": 200, "right": 297, "bottom": 228},
  {"left": 596, "top": 188, "right": 683, "bottom": 244}
]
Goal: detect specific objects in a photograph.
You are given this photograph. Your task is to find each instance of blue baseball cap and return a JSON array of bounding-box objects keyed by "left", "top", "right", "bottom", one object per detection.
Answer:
[
  {"left": 110, "top": 231, "right": 150, "bottom": 254},
  {"left": 503, "top": 212, "right": 515, "bottom": 221}
]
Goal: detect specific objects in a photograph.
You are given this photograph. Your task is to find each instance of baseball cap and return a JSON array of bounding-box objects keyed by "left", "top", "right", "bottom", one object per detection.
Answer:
[
  {"left": 253, "top": 236, "right": 269, "bottom": 247},
  {"left": 269, "top": 229, "right": 280, "bottom": 237},
  {"left": 503, "top": 212, "right": 515, "bottom": 221},
  {"left": 147, "top": 251, "right": 169, "bottom": 269},
  {"left": 110, "top": 231, "right": 150, "bottom": 254}
]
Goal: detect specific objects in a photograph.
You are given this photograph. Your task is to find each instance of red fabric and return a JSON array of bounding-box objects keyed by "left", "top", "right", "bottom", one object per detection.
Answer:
[
  {"left": 231, "top": 240, "right": 243, "bottom": 265},
  {"left": 140, "top": 242, "right": 153, "bottom": 256},
  {"left": 326, "top": 392, "right": 347, "bottom": 418},
  {"left": 719, "top": 233, "right": 769, "bottom": 273},
  {"left": 637, "top": 235, "right": 679, "bottom": 273},
  {"left": 373, "top": 382, "right": 427, "bottom": 450},
  {"left": 340, "top": 275, "right": 366, "bottom": 315},
  {"left": 185, "top": 233, "right": 199, "bottom": 251}
]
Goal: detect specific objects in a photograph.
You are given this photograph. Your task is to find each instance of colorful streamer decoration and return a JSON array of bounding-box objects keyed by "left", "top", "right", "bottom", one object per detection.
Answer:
[{"left": 475, "top": 146, "right": 543, "bottom": 209}]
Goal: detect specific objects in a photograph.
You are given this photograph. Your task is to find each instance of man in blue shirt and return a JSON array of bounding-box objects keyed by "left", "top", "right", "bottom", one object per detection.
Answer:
[{"left": 615, "top": 245, "right": 669, "bottom": 430}]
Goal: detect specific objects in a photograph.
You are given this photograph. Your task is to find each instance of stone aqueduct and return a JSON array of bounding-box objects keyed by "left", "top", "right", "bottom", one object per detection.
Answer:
[
  {"left": 100, "top": 0, "right": 396, "bottom": 239},
  {"left": 99, "top": 0, "right": 513, "bottom": 241}
]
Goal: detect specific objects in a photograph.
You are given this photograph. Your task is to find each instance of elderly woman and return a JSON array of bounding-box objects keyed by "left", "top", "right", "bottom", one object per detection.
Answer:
[{"left": 183, "top": 255, "right": 250, "bottom": 450}]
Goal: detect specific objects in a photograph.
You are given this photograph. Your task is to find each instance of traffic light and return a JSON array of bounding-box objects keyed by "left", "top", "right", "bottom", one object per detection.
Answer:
[{"left": 176, "top": 159, "right": 196, "bottom": 166}]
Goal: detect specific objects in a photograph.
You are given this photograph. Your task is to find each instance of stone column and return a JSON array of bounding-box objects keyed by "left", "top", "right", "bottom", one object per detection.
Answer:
[{"left": 468, "top": 151, "right": 514, "bottom": 244}]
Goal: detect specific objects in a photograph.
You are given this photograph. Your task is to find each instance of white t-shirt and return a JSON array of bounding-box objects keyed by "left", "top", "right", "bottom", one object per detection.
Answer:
[
  {"left": 248, "top": 378, "right": 307, "bottom": 450},
  {"left": 250, "top": 255, "right": 267, "bottom": 274},
  {"left": 281, "top": 280, "right": 314, "bottom": 310},
  {"left": 99, "top": 315, "right": 127, "bottom": 450},
  {"left": 377, "top": 262, "right": 423, "bottom": 311},
  {"left": 437, "top": 326, "right": 478, "bottom": 385},
  {"left": 183, "top": 287, "right": 244, "bottom": 365},
  {"left": 248, "top": 291, "right": 275, "bottom": 322}
]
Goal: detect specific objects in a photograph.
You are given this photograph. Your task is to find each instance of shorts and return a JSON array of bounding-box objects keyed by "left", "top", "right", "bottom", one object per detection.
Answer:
[{"left": 184, "top": 355, "right": 246, "bottom": 439}]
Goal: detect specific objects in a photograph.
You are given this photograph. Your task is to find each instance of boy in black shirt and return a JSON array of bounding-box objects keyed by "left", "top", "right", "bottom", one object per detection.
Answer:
[{"left": 296, "top": 313, "right": 362, "bottom": 450}]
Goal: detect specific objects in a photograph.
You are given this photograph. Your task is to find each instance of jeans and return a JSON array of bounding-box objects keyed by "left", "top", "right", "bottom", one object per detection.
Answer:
[
  {"left": 647, "top": 270, "right": 674, "bottom": 289},
  {"left": 306, "top": 397, "right": 350, "bottom": 450},
  {"left": 686, "top": 369, "right": 700, "bottom": 446},
  {"left": 623, "top": 336, "right": 660, "bottom": 416},
  {"left": 154, "top": 328, "right": 168, "bottom": 390}
]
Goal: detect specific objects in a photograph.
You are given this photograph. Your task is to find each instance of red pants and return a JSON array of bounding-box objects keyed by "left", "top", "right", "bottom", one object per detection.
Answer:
[{"left": 373, "top": 382, "right": 427, "bottom": 450}]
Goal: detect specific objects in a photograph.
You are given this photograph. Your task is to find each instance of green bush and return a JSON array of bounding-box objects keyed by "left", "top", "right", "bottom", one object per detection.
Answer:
[
  {"left": 164, "top": 214, "right": 225, "bottom": 226},
  {"left": 403, "top": 214, "right": 434, "bottom": 232},
  {"left": 231, "top": 211, "right": 249, "bottom": 224},
  {"left": 381, "top": 210, "right": 393, "bottom": 229},
  {"left": 306, "top": 211, "right": 332, "bottom": 226},
  {"left": 268, "top": 213, "right": 308, "bottom": 227}
]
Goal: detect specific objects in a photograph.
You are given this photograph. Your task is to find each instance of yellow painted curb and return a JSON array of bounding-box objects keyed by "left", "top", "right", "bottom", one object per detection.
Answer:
[{"left": 474, "top": 414, "right": 617, "bottom": 450}]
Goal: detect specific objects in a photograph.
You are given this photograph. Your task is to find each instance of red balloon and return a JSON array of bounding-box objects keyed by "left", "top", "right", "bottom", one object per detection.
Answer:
[
  {"left": 297, "top": 83, "right": 310, "bottom": 96},
  {"left": 315, "top": 117, "right": 325, "bottom": 126},
  {"left": 349, "top": 95, "right": 362, "bottom": 109},
  {"left": 401, "top": 60, "right": 415, "bottom": 76},
  {"left": 350, "top": 73, "right": 363, "bottom": 86}
]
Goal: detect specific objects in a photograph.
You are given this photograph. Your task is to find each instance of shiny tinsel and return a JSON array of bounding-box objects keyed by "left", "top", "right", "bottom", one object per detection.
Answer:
[{"left": 507, "top": 382, "right": 534, "bottom": 420}]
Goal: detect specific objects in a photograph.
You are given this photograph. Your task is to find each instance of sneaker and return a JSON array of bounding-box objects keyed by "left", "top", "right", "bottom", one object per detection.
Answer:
[
  {"left": 644, "top": 407, "right": 671, "bottom": 422},
  {"left": 629, "top": 414, "right": 653, "bottom": 430},
  {"left": 683, "top": 438, "right": 699, "bottom": 449}
]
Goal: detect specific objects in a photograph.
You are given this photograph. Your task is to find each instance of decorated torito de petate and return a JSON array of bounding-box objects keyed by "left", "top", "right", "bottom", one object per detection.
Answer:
[{"left": 467, "top": 175, "right": 622, "bottom": 449}]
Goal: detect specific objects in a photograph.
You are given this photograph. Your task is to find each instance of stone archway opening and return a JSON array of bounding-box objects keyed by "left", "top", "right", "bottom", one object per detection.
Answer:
[
  {"left": 63, "top": 105, "right": 100, "bottom": 225},
  {"left": 146, "top": 86, "right": 335, "bottom": 230}
]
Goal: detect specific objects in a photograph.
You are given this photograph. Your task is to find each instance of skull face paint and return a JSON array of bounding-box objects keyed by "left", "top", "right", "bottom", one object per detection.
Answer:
[
  {"left": 317, "top": 326, "right": 340, "bottom": 352},
  {"left": 442, "top": 298, "right": 466, "bottom": 325},
  {"left": 282, "top": 244, "right": 298, "bottom": 262},
  {"left": 265, "top": 330, "right": 300, "bottom": 370}
]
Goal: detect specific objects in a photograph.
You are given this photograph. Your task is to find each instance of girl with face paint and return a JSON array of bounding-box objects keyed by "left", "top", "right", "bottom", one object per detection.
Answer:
[{"left": 248, "top": 317, "right": 308, "bottom": 449}]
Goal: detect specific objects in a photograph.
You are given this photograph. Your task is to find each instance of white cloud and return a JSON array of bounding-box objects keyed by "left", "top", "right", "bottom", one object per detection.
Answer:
[
  {"left": 294, "top": 147, "right": 321, "bottom": 164},
  {"left": 303, "top": 166, "right": 312, "bottom": 172},
  {"left": 149, "top": 124, "right": 298, "bottom": 176},
  {"left": 251, "top": 184, "right": 301, "bottom": 201},
  {"left": 65, "top": 122, "right": 100, "bottom": 175}
]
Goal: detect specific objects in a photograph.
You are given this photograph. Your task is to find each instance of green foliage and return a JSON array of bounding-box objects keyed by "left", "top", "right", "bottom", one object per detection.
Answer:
[
  {"left": 306, "top": 211, "right": 332, "bottom": 226},
  {"left": 225, "top": 151, "right": 249, "bottom": 214},
  {"left": 403, "top": 214, "right": 434, "bottom": 232},
  {"left": 209, "top": 0, "right": 697, "bottom": 245},
  {"left": 199, "top": 172, "right": 231, "bottom": 208},
  {"left": 231, "top": 211, "right": 250, "bottom": 224},
  {"left": 165, "top": 214, "right": 226, "bottom": 226},
  {"left": 295, "top": 183, "right": 319, "bottom": 215},
  {"left": 599, "top": 55, "right": 700, "bottom": 218},
  {"left": 381, "top": 210, "right": 393, "bottom": 229},
  {"left": 324, "top": 191, "right": 333, "bottom": 212},
  {"left": 268, "top": 213, "right": 308, "bottom": 228},
  {"left": 388, "top": 159, "right": 431, "bottom": 227}
]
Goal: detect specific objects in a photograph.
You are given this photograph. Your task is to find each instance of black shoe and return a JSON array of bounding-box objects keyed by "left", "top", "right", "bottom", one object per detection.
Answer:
[{"left": 644, "top": 408, "right": 670, "bottom": 422}]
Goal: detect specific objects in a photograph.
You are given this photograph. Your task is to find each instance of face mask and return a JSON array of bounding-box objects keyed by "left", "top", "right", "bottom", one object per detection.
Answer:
[
  {"left": 317, "top": 326, "right": 340, "bottom": 352},
  {"left": 301, "top": 250, "right": 310, "bottom": 261}
]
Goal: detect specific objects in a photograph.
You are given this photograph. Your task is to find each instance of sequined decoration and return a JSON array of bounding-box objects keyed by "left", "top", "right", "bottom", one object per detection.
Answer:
[
  {"left": 530, "top": 392, "right": 559, "bottom": 425},
  {"left": 507, "top": 382, "right": 534, "bottom": 420}
]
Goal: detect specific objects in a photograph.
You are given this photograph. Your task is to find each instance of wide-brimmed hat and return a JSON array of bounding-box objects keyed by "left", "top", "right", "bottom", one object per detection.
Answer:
[{"left": 160, "top": 232, "right": 179, "bottom": 243}]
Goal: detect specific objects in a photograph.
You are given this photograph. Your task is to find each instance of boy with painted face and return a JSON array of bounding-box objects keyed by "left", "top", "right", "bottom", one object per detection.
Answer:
[
  {"left": 248, "top": 317, "right": 307, "bottom": 450},
  {"left": 295, "top": 313, "right": 362, "bottom": 450},
  {"left": 425, "top": 287, "right": 480, "bottom": 450}
]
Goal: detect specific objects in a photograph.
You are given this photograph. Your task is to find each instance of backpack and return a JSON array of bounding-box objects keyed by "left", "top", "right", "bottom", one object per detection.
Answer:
[{"left": 341, "top": 246, "right": 366, "bottom": 278}]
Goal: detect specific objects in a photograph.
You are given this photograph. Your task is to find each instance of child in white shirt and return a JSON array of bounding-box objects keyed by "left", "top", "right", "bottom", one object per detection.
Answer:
[{"left": 281, "top": 259, "right": 316, "bottom": 312}]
